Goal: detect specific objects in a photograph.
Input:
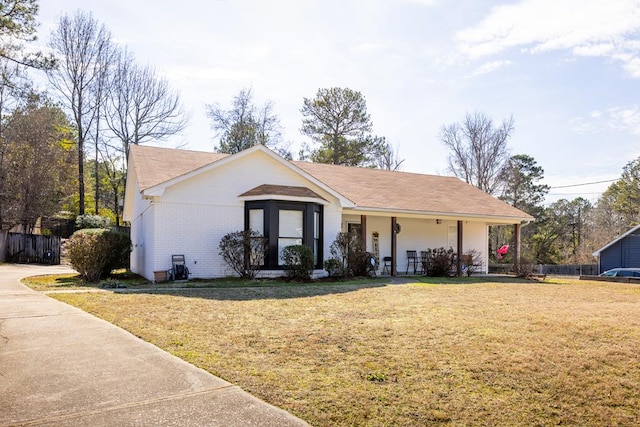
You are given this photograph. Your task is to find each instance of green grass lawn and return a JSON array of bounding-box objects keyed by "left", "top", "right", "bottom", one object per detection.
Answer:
[{"left": 24, "top": 275, "right": 640, "bottom": 426}]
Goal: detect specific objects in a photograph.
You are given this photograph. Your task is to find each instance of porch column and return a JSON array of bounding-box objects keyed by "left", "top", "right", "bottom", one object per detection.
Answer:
[
  {"left": 514, "top": 223, "right": 521, "bottom": 267},
  {"left": 457, "top": 220, "right": 463, "bottom": 276},
  {"left": 360, "top": 215, "right": 367, "bottom": 251},
  {"left": 391, "top": 216, "right": 397, "bottom": 276}
]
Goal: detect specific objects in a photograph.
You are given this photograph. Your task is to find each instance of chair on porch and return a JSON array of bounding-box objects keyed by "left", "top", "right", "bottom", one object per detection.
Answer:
[
  {"left": 382, "top": 256, "right": 392, "bottom": 275},
  {"left": 420, "top": 250, "right": 429, "bottom": 274},
  {"left": 406, "top": 250, "right": 418, "bottom": 274}
]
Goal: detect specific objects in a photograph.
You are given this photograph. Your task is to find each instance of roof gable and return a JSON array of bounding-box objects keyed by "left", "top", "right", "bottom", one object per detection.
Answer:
[
  {"left": 593, "top": 224, "right": 640, "bottom": 256},
  {"left": 129, "top": 144, "right": 228, "bottom": 191},
  {"left": 128, "top": 144, "right": 352, "bottom": 206}
]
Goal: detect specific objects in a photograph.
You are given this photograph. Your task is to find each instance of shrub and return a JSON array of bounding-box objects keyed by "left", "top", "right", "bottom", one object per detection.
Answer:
[
  {"left": 218, "top": 229, "right": 268, "bottom": 279},
  {"left": 422, "top": 247, "right": 457, "bottom": 277},
  {"left": 75, "top": 214, "right": 113, "bottom": 230},
  {"left": 281, "top": 245, "right": 314, "bottom": 281},
  {"left": 67, "top": 228, "right": 131, "bottom": 282},
  {"left": 513, "top": 256, "right": 537, "bottom": 278},
  {"left": 324, "top": 258, "right": 345, "bottom": 278},
  {"left": 461, "top": 249, "right": 482, "bottom": 277},
  {"left": 326, "top": 231, "right": 375, "bottom": 278}
]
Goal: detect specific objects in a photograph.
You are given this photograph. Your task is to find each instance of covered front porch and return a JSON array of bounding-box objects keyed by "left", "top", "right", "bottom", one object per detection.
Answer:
[{"left": 341, "top": 213, "right": 524, "bottom": 276}]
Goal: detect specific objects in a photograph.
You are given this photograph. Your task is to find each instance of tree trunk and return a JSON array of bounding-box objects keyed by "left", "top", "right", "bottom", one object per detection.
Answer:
[{"left": 78, "top": 138, "right": 85, "bottom": 215}]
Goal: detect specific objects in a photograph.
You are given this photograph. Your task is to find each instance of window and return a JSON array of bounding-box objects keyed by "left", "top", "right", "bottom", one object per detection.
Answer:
[
  {"left": 248, "top": 209, "right": 265, "bottom": 265},
  {"left": 245, "top": 201, "right": 323, "bottom": 269},
  {"left": 278, "top": 209, "right": 303, "bottom": 264},
  {"left": 249, "top": 209, "right": 264, "bottom": 234},
  {"left": 314, "top": 210, "right": 320, "bottom": 266}
]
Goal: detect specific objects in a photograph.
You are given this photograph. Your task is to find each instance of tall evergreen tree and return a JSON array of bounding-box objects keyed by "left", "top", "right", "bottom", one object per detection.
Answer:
[
  {"left": 300, "top": 87, "right": 385, "bottom": 167},
  {"left": 499, "top": 154, "right": 549, "bottom": 215},
  {"left": 602, "top": 157, "right": 640, "bottom": 228}
]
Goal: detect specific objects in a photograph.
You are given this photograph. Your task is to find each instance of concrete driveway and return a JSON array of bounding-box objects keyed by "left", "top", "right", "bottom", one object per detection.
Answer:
[{"left": 0, "top": 264, "right": 308, "bottom": 426}]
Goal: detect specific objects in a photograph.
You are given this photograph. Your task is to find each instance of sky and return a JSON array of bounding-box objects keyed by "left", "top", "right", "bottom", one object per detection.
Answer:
[{"left": 32, "top": 0, "right": 640, "bottom": 204}]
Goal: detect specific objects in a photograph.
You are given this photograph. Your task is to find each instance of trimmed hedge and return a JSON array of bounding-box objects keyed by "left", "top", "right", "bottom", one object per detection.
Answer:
[
  {"left": 67, "top": 228, "right": 131, "bottom": 282},
  {"left": 281, "top": 245, "right": 314, "bottom": 281}
]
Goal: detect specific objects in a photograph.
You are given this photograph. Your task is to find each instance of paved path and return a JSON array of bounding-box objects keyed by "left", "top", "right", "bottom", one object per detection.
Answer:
[{"left": 0, "top": 264, "right": 308, "bottom": 426}]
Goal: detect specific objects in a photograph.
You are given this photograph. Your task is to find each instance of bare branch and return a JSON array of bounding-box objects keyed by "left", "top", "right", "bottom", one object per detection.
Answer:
[
  {"left": 104, "top": 47, "right": 188, "bottom": 162},
  {"left": 206, "top": 87, "right": 284, "bottom": 154},
  {"left": 440, "top": 111, "right": 513, "bottom": 194},
  {"left": 46, "top": 10, "right": 114, "bottom": 215}
]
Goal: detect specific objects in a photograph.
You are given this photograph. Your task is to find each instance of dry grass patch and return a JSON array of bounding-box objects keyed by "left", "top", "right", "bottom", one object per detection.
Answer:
[
  {"left": 22, "top": 270, "right": 149, "bottom": 291},
  {"left": 50, "top": 279, "right": 640, "bottom": 426}
]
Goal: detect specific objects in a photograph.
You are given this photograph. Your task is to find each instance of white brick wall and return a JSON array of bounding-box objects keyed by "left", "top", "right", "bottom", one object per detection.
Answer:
[
  {"left": 129, "top": 148, "right": 492, "bottom": 280},
  {"left": 153, "top": 202, "right": 242, "bottom": 278},
  {"left": 131, "top": 149, "right": 345, "bottom": 280}
]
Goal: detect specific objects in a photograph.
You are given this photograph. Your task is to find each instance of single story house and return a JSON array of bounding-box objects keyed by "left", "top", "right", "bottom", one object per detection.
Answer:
[
  {"left": 592, "top": 224, "right": 640, "bottom": 273},
  {"left": 123, "top": 144, "right": 533, "bottom": 280}
]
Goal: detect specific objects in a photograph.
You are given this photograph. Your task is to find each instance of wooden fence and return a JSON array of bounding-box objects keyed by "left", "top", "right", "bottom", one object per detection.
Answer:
[
  {"left": 4, "top": 233, "right": 61, "bottom": 265},
  {"left": 0, "top": 231, "right": 6, "bottom": 263},
  {"left": 538, "top": 264, "right": 598, "bottom": 276},
  {"left": 489, "top": 263, "right": 598, "bottom": 276}
]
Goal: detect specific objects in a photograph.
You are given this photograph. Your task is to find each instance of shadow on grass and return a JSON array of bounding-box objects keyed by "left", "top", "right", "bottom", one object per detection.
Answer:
[
  {"left": 112, "top": 275, "right": 538, "bottom": 301},
  {"left": 410, "top": 275, "right": 536, "bottom": 285},
  {"left": 23, "top": 270, "right": 149, "bottom": 291},
  {"left": 115, "top": 277, "right": 390, "bottom": 301}
]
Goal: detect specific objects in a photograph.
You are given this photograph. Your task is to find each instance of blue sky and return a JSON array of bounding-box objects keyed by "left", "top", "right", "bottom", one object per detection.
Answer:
[{"left": 34, "top": 0, "right": 640, "bottom": 204}]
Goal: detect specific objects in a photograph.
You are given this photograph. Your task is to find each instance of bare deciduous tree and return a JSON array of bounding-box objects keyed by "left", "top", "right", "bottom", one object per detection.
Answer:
[
  {"left": 47, "top": 10, "right": 113, "bottom": 215},
  {"left": 206, "top": 87, "right": 286, "bottom": 156},
  {"left": 105, "top": 48, "right": 188, "bottom": 163},
  {"left": 440, "top": 111, "right": 513, "bottom": 194},
  {"left": 96, "top": 144, "right": 126, "bottom": 226},
  {"left": 375, "top": 139, "right": 405, "bottom": 171}
]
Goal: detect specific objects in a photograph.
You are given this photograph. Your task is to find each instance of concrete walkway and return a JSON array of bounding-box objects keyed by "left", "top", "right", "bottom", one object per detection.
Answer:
[{"left": 0, "top": 264, "right": 308, "bottom": 426}]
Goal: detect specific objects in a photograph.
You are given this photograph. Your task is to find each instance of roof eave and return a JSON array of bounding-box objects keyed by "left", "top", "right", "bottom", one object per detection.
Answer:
[
  {"left": 239, "top": 194, "right": 331, "bottom": 205},
  {"left": 344, "top": 206, "right": 534, "bottom": 223},
  {"left": 593, "top": 224, "right": 640, "bottom": 256}
]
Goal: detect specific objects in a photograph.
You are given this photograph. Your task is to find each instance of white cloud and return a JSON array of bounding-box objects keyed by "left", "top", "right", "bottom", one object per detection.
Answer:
[
  {"left": 571, "top": 105, "right": 640, "bottom": 135},
  {"left": 162, "top": 66, "right": 260, "bottom": 83},
  {"left": 471, "top": 59, "right": 513, "bottom": 76},
  {"left": 573, "top": 43, "right": 615, "bottom": 57},
  {"left": 405, "top": 0, "right": 438, "bottom": 5},
  {"left": 353, "top": 42, "right": 390, "bottom": 53},
  {"left": 455, "top": 0, "right": 640, "bottom": 77},
  {"left": 608, "top": 105, "right": 640, "bottom": 134},
  {"left": 620, "top": 56, "right": 640, "bottom": 77}
]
